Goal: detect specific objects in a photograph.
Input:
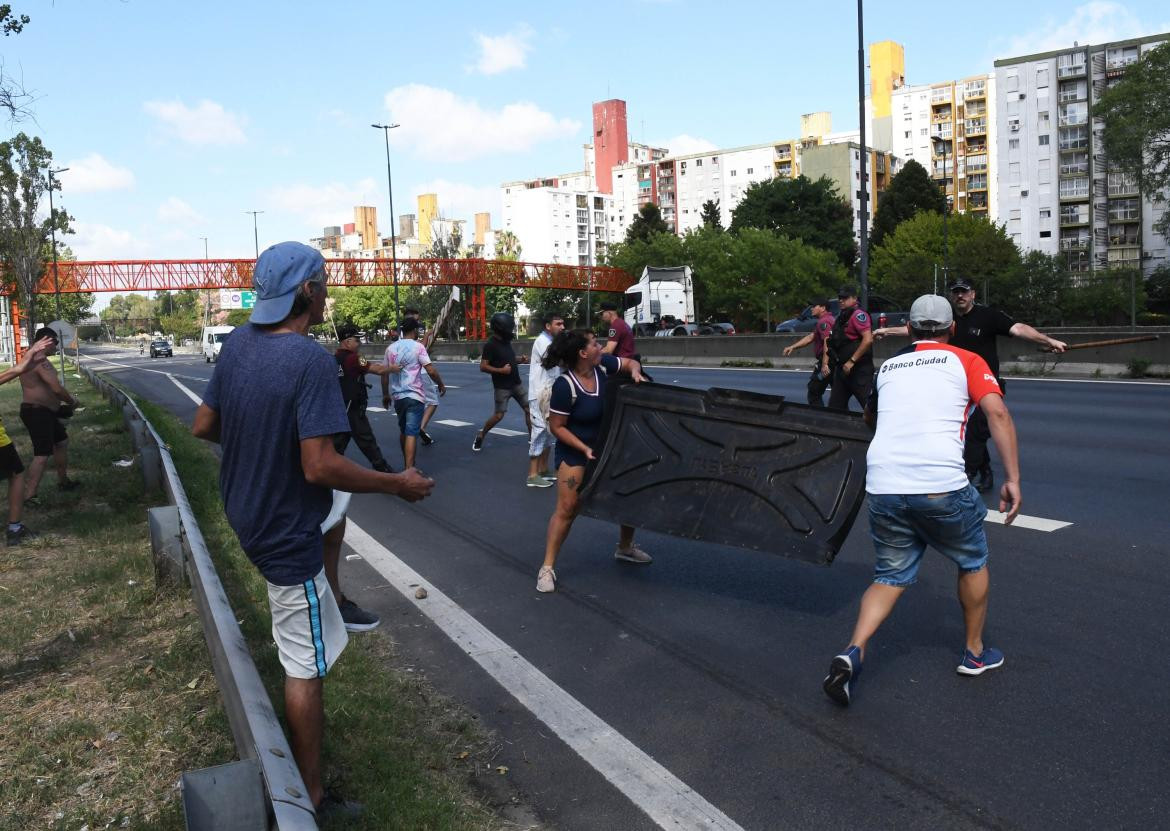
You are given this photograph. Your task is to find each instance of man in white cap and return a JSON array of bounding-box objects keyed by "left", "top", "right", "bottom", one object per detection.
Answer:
[
  {"left": 823, "top": 294, "right": 1021, "bottom": 707},
  {"left": 192, "top": 241, "right": 433, "bottom": 816}
]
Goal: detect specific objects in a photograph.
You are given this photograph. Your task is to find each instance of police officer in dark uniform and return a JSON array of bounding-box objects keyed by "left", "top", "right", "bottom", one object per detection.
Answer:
[
  {"left": 826, "top": 286, "right": 874, "bottom": 412},
  {"left": 333, "top": 325, "right": 394, "bottom": 473},
  {"left": 948, "top": 279, "right": 1066, "bottom": 491}
]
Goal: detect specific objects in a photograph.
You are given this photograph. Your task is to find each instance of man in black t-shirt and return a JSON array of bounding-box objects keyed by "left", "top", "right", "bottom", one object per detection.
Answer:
[
  {"left": 473, "top": 312, "right": 531, "bottom": 452},
  {"left": 948, "top": 280, "right": 1066, "bottom": 491},
  {"left": 333, "top": 325, "right": 393, "bottom": 473}
]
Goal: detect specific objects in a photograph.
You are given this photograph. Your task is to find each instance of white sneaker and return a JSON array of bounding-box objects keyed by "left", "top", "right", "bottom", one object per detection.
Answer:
[
  {"left": 614, "top": 545, "right": 652, "bottom": 564},
  {"left": 536, "top": 566, "right": 556, "bottom": 593}
]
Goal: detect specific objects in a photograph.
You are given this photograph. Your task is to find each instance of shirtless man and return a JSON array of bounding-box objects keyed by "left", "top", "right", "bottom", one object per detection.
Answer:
[{"left": 20, "top": 328, "right": 80, "bottom": 504}]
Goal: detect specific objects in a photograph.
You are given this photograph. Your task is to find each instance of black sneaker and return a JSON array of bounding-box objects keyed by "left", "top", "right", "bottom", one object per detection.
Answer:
[
  {"left": 338, "top": 599, "right": 380, "bottom": 632},
  {"left": 58, "top": 478, "right": 81, "bottom": 492},
  {"left": 6, "top": 524, "right": 37, "bottom": 546},
  {"left": 823, "top": 645, "right": 862, "bottom": 706},
  {"left": 420, "top": 429, "right": 434, "bottom": 446},
  {"left": 472, "top": 432, "right": 484, "bottom": 452},
  {"left": 974, "top": 466, "right": 994, "bottom": 493}
]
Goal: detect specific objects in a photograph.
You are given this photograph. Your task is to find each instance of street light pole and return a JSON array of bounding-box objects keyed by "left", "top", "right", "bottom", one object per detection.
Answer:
[
  {"left": 47, "top": 166, "right": 69, "bottom": 383},
  {"left": 933, "top": 136, "right": 950, "bottom": 287},
  {"left": 372, "top": 123, "right": 401, "bottom": 332},
  {"left": 246, "top": 211, "right": 264, "bottom": 258},
  {"left": 199, "top": 237, "right": 210, "bottom": 328},
  {"left": 856, "top": 0, "right": 870, "bottom": 309}
]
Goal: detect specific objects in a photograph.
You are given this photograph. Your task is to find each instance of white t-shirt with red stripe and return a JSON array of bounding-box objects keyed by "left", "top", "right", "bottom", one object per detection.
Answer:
[{"left": 866, "top": 341, "right": 1002, "bottom": 495}]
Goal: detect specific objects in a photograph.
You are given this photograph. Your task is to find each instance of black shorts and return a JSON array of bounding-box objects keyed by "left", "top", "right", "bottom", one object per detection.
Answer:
[
  {"left": 0, "top": 442, "right": 25, "bottom": 477},
  {"left": 20, "top": 403, "right": 68, "bottom": 456}
]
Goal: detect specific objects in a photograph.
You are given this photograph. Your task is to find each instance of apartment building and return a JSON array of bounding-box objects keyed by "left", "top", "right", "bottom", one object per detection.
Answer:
[
  {"left": 501, "top": 181, "right": 612, "bottom": 266},
  {"left": 888, "top": 76, "right": 998, "bottom": 219},
  {"left": 800, "top": 142, "right": 901, "bottom": 240},
  {"left": 994, "top": 34, "right": 1168, "bottom": 274}
]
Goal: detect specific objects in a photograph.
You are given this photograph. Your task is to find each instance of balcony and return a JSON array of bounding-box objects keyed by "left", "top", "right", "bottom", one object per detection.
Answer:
[
  {"left": 1059, "top": 236, "right": 1090, "bottom": 250},
  {"left": 965, "top": 82, "right": 986, "bottom": 99},
  {"left": 968, "top": 193, "right": 989, "bottom": 210},
  {"left": 1059, "top": 112, "right": 1088, "bottom": 128},
  {"left": 932, "top": 109, "right": 953, "bottom": 122},
  {"left": 1060, "top": 208, "right": 1089, "bottom": 226},
  {"left": 931, "top": 87, "right": 951, "bottom": 103},
  {"left": 1057, "top": 60, "right": 1087, "bottom": 78},
  {"left": 967, "top": 174, "right": 988, "bottom": 191},
  {"left": 1108, "top": 174, "right": 1138, "bottom": 196},
  {"left": 965, "top": 155, "right": 988, "bottom": 173},
  {"left": 966, "top": 103, "right": 987, "bottom": 118},
  {"left": 931, "top": 124, "right": 954, "bottom": 138},
  {"left": 965, "top": 119, "right": 987, "bottom": 136},
  {"left": 1107, "top": 245, "right": 1141, "bottom": 264}
]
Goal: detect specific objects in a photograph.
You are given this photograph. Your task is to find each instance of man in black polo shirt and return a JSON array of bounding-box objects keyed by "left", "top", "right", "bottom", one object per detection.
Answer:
[
  {"left": 472, "top": 312, "right": 531, "bottom": 452},
  {"left": 948, "top": 279, "right": 1066, "bottom": 491}
]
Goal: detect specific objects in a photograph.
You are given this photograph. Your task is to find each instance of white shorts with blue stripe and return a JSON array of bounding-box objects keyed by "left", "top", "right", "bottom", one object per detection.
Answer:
[{"left": 267, "top": 568, "right": 349, "bottom": 679}]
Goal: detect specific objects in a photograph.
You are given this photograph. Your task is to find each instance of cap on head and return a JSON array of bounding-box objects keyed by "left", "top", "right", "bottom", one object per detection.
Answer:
[
  {"left": 838, "top": 285, "right": 858, "bottom": 299},
  {"left": 336, "top": 324, "right": 360, "bottom": 341},
  {"left": 250, "top": 242, "right": 326, "bottom": 325},
  {"left": 949, "top": 280, "right": 973, "bottom": 293},
  {"left": 909, "top": 294, "right": 954, "bottom": 333},
  {"left": 33, "top": 326, "right": 59, "bottom": 343}
]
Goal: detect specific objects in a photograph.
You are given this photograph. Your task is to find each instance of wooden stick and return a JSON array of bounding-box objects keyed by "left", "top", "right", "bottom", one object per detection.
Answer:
[{"left": 1039, "top": 334, "right": 1160, "bottom": 352}]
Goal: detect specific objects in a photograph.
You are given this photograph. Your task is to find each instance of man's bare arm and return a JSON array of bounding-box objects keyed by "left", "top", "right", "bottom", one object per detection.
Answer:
[
  {"left": 424, "top": 363, "right": 446, "bottom": 395},
  {"left": 1009, "top": 322, "right": 1066, "bottom": 352},
  {"left": 601, "top": 339, "right": 618, "bottom": 355},
  {"left": 783, "top": 333, "right": 814, "bottom": 356},
  {"left": 0, "top": 339, "right": 51, "bottom": 386},
  {"left": 980, "top": 393, "right": 1021, "bottom": 524},
  {"left": 191, "top": 404, "right": 221, "bottom": 443},
  {"left": 300, "top": 436, "right": 433, "bottom": 501}
]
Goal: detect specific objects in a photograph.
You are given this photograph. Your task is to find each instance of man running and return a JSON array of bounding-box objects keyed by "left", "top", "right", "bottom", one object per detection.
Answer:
[
  {"left": 472, "top": 312, "right": 530, "bottom": 452},
  {"left": 382, "top": 317, "right": 445, "bottom": 470},
  {"left": 782, "top": 297, "right": 836, "bottom": 407},
  {"left": 402, "top": 306, "right": 439, "bottom": 446},
  {"left": 823, "top": 294, "right": 1021, "bottom": 707},
  {"left": 526, "top": 312, "right": 565, "bottom": 487}
]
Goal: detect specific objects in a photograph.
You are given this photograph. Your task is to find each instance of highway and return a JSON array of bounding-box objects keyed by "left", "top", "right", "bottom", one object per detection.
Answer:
[{"left": 84, "top": 344, "right": 1170, "bottom": 830}]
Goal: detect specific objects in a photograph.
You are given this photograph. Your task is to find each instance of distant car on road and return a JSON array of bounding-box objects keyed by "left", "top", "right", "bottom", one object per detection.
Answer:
[
  {"left": 149, "top": 339, "right": 173, "bottom": 358},
  {"left": 707, "top": 322, "right": 736, "bottom": 335},
  {"left": 775, "top": 294, "right": 908, "bottom": 333},
  {"left": 655, "top": 323, "right": 715, "bottom": 337}
]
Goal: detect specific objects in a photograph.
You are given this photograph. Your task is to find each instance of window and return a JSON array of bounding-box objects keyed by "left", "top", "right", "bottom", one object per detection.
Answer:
[
  {"left": 695, "top": 159, "right": 702, "bottom": 167},
  {"left": 747, "top": 168, "right": 754, "bottom": 174},
  {"left": 1038, "top": 110, "right": 1050, "bottom": 127},
  {"left": 1060, "top": 203, "right": 1088, "bottom": 224},
  {"left": 1039, "top": 134, "right": 1050, "bottom": 146},
  {"left": 920, "top": 127, "right": 928, "bottom": 136},
  {"left": 1010, "top": 208, "right": 1022, "bottom": 220},
  {"left": 1058, "top": 80, "right": 1087, "bottom": 102},
  {"left": 904, "top": 131, "right": 912, "bottom": 139},
  {"left": 1059, "top": 152, "right": 1088, "bottom": 175},
  {"left": 1040, "top": 230, "right": 1052, "bottom": 237},
  {"left": 1005, "top": 74, "right": 1019, "bottom": 92},
  {"left": 1040, "top": 208, "right": 1052, "bottom": 219},
  {"left": 1108, "top": 198, "right": 1140, "bottom": 221},
  {"left": 730, "top": 170, "right": 736, "bottom": 176},
  {"left": 1058, "top": 101, "right": 1088, "bottom": 127},
  {"left": 1010, "top": 162, "right": 1021, "bottom": 182},
  {"left": 1009, "top": 138, "right": 1020, "bottom": 150},
  {"left": 1059, "top": 177, "right": 1089, "bottom": 198}
]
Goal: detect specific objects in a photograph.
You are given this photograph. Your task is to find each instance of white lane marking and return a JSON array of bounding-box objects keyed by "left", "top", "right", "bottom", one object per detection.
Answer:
[
  {"left": 167, "top": 375, "right": 204, "bottom": 406},
  {"left": 82, "top": 353, "right": 208, "bottom": 383},
  {"left": 489, "top": 428, "right": 528, "bottom": 437},
  {"left": 344, "top": 522, "right": 743, "bottom": 831},
  {"left": 985, "top": 510, "right": 1072, "bottom": 532},
  {"left": 365, "top": 406, "right": 387, "bottom": 412},
  {"left": 435, "top": 419, "right": 473, "bottom": 427}
]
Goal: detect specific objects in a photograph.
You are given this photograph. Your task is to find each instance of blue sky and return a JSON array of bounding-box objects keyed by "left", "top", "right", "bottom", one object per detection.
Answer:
[{"left": 4, "top": 0, "right": 1169, "bottom": 276}]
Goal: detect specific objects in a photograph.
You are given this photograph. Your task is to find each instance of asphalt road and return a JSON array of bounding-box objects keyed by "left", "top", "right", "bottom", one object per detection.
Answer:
[{"left": 83, "top": 344, "right": 1170, "bottom": 830}]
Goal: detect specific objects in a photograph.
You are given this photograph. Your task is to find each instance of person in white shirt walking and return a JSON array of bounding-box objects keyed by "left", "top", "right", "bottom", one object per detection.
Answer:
[
  {"left": 526, "top": 312, "right": 565, "bottom": 488},
  {"left": 381, "top": 318, "right": 445, "bottom": 470}
]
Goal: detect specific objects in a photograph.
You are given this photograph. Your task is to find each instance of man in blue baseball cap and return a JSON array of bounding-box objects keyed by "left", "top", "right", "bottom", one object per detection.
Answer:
[{"left": 192, "top": 241, "right": 433, "bottom": 817}]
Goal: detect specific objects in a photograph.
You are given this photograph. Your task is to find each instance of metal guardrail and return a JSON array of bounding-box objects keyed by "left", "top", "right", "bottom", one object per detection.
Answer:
[{"left": 80, "top": 365, "right": 318, "bottom": 831}]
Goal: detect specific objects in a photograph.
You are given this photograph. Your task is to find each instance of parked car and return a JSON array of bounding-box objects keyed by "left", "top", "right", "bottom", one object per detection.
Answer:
[
  {"left": 149, "top": 339, "right": 173, "bottom": 358},
  {"left": 654, "top": 323, "right": 715, "bottom": 337},
  {"left": 775, "top": 294, "right": 908, "bottom": 333},
  {"left": 707, "top": 322, "right": 736, "bottom": 335}
]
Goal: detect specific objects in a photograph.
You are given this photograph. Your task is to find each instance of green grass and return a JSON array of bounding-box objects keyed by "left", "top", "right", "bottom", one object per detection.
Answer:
[
  {"left": 137, "top": 399, "right": 510, "bottom": 830},
  {"left": 0, "top": 376, "right": 235, "bottom": 830}
]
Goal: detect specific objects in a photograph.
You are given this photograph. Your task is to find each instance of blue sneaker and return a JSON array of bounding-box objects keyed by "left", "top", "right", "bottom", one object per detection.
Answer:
[
  {"left": 957, "top": 646, "right": 1004, "bottom": 676},
  {"left": 823, "top": 645, "right": 862, "bottom": 706}
]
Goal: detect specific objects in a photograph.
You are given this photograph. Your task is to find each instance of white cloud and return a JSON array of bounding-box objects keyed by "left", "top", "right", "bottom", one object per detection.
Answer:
[
  {"left": 410, "top": 180, "right": 501, "bottom": 222},
  {"left": 157, "top": 196, "right": 206, "bottom": 226},
  {"left": 470, "top": 25, "right": 533, "bottom": 75},
  {"left": 69, "top": 221, "right": 154, "bottom": 260},
  {"left": 60, "top": 153, "right": 134, "bottom": 193},
  {"left": 658, "top": 134, "right": 719, "bottom": 157},
  {"left": 265, "top": 178, "right": 379, "bottom": 229},
  {"left": 993, "top": 2, "right": 1170, "bottom": 60},
  {"left": 143, "top": 98, "right": 247, "bottom": 146},
  {"left": 383, "top": 85, "right": 580, "bottom": 163}
]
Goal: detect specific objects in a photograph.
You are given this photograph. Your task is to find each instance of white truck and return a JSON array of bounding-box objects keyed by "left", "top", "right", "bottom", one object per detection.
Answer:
[
  {"left": 201, "top": 325, "right": 235, "bottom": 362},
  {"left": 622, "top": 266, "right": 696, "bottom": 336}
]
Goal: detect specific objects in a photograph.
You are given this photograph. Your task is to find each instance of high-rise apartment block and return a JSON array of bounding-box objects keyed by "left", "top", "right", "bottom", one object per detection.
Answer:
[
  {"left": 994, "top": 34, "right": 1168, "bottom": 274},
  {"left": 501, "top": 183, "right": 611, "bottom": 266}
]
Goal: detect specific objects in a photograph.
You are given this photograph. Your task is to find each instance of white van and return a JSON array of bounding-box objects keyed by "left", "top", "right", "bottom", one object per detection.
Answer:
[{"left": 201, "top": 325, "right": 235, "bottom": 363}]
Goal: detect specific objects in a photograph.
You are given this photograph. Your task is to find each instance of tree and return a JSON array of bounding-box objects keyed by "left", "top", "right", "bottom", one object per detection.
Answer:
[
  {"left": 493, "top": 229, "right": 521, "bottom": 261},
  {"left": 1, "top": 5, "right": 33, "bottom": 122},
  {"left": 869, "top": 159, "right": 945, "bottom": 251},
  {"left": 1097, "top": 41, "right": 1170, "bottom": 241},
  {"left": 624, "top": 203, "right": 670, "bottom": 244},
  {"left": 869, "top": 211, "right": 1021, "bottom": 306},
  {"left": 728, "top": 175, "right": 856, "bottom": 269},
  {"left": 0, "top": 133, "right": 72, "bottom": 338},
  {"left": 699, "top": 199, "right": 723, "bottom": 231},
  {"left": 998, "top": 250, "right": 1069, "bottom": 327},
  {"left": 32, "top": 245, "right": 94, "bottom": 325}
]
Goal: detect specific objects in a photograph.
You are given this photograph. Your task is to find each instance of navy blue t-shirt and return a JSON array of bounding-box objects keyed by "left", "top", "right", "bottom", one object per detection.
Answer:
[
  {"left": 549, "top": 354, "right": 621, "bottom": 469},
  {"left": 203, "top": 324, "right": 349, "bottom": 585}
]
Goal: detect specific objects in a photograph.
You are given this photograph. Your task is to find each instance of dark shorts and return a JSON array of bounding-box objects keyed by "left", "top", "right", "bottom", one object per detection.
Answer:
[
  {"left": 394, "top": 397, "right": 425, "bottom": 437},
  {"left": 20, "top": 404, "right": 67, "bottom": 456},
  {"left": 493, "top": 384, "right": 527, "bottom": 414},
  {"left": 867, "top": 484, "right": 989, "bottom": 587},
  {"left": 0, "top": 442, "right": 25, "bottom": 477}
]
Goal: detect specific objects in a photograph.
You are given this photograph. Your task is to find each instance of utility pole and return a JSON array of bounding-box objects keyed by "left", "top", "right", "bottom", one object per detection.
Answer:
[
  {"left": 48, "top": 166, "right": 70, "bottom": 384},
  {"left": 372, "top": 123, "right": 402, "bottom": 332},
  {"left": 246, "top": 211, "right": 264, "bottom": 258}
]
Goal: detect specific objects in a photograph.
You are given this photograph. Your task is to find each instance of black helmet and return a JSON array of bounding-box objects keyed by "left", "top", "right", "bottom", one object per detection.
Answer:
[{"left": 489, "top": 311, "right": 516, "bottom": 341}]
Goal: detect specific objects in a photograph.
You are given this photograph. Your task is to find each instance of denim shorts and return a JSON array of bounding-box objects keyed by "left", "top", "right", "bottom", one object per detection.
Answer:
[
  {"left": 867, "top": 484, "right": 989, "bottom": 587},
  {"left": 394, "top": 397, "right": 425, "bottom": 436}
]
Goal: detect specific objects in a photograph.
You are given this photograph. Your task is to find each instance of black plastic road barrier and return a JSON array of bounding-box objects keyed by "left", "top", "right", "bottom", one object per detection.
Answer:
[{"left": 578, "top": 383, "right": 872, "bottom": 565}]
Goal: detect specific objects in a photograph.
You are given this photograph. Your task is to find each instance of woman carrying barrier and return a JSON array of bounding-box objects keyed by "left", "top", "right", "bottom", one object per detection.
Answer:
[{"left": 537, "top": 329, "right": 648, "bottom": 593}]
